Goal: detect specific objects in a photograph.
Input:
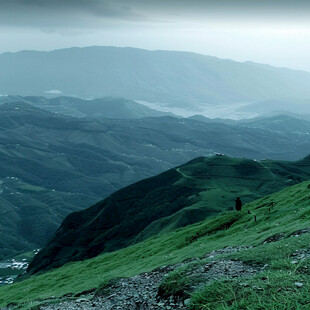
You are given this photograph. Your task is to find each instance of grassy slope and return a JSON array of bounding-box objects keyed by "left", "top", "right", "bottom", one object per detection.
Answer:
[
  {"left": 0, "top": 180, "right": 309, "bottom": 308},
  {"left": 27, "top": 155, "right": 310, "bottom": 274}
]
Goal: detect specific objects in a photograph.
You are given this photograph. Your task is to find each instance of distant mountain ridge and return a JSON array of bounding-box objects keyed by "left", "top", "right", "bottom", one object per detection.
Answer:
[
  {"left": 1, "top": 46, "right": 310, "bottom": 109},
  {"left": 190, "top": 114, "right": 310, "bottom": 134},
  {"left": 28, "top": 155, "right": 310, "bottom": 274}
]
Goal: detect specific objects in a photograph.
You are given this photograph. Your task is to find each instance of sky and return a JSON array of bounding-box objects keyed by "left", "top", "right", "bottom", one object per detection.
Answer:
[{"left": 0, "top": 0, "right": 310, "bottom": 71}]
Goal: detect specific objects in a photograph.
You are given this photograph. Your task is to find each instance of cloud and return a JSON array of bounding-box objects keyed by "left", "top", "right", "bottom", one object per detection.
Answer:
[
  {"left": 0, "top": 0, "right": 144, "bottom": 28},
  {"left": 0, "top": 0, "right": 309, "bottom": 29},
  {"left": 0, "top": 0, "right": 309, "bottom": 72}
]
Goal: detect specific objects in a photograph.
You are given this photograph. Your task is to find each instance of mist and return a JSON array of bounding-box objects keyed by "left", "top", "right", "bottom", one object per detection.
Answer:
[{"left": 0, "top": 0, "right": 309, "bottom": 71}]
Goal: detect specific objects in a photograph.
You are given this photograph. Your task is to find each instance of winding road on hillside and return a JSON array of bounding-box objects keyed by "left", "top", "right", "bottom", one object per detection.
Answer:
[{"left": 176, "top": 168, "right": 195, "bottom": 180}]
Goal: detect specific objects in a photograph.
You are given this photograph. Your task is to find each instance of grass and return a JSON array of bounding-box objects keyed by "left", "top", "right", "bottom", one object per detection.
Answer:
[
  {"left": 12, "top": 251, "right": 36, "bottom": 261},
  {"left": 190, "top": 269, "right": 310, "bottom": 310},
  {"left": 158, "top": 267, "right": 193, "bottom": 298},
  {"left": 0, "top": 180, "right": 309, "bottom": 309},
  {"left": 0, "top": 269, "right": 21, "bottom": 277}
]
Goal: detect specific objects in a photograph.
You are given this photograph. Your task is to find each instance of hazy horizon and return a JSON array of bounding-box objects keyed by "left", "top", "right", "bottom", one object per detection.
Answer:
[
  {"left": 0, "top": 0, "right": 309, "bottom": 71},
  {"left": 1, "top": 45, "right": 310, "bottom": 74}
]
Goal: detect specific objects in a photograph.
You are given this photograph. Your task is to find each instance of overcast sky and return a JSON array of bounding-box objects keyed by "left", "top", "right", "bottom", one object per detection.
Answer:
[{"left": 0, "top": 0, "right": 309, "bottom": 71}]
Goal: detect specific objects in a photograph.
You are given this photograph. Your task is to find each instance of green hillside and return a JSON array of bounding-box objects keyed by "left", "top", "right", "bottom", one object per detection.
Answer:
[
  {"left": 0, "top": 180, "right": 309, "bottom": 309},
  {"left": 28, "top": 155, "right": 310, "bottom": 275}
]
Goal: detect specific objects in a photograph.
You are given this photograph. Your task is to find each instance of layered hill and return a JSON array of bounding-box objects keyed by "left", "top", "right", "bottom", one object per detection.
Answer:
[
  {"left": 27, "top": 155, "right": 310, "bottom": 274},
  {"left": 1, "top": 180, "right": 310, "bottom": 309},
  {"left": 1, "top": 99, "right": 310, "bottom": 259},
  {"left": 1, "top": 47, "right": 310, "bottom": 110},
  {"left": 0, "top": 95, "right": 171, "bottom": 119},
  {"left": 191, "top": 113, "right": 310, "bottom": 136},
  {"left": 239, "top": 114, "right": 310, "bottom": 134}
]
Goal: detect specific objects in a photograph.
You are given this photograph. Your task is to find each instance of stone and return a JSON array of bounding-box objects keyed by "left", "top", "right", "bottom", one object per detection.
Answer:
[
  {"left": 75, "top": 298, "right": 89, "bottom": 303},
  {"left": 295, "top": 282, "right": 303, "bottom": 288}
]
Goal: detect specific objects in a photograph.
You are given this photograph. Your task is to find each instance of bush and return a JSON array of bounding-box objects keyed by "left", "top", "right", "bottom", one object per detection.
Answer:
[{"left": 158, "top": 269, "right": 192, "bottom": 299}]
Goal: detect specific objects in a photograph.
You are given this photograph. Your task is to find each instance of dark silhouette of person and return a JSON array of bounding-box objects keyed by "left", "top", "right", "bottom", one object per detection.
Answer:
[{"left": 235, "top": 197, "right": 242, "bottom": 211}]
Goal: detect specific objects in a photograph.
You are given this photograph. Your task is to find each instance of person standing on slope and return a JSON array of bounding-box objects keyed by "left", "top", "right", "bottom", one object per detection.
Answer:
[{"left": 235, "top": 197, "right": 242, "bottom": 211}]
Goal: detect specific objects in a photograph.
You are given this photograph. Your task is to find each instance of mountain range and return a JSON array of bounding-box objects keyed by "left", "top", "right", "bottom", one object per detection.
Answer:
[
  {"left": 1, "top": 97, "right": 310, "bottom": 259},
  {"left": 1, "top": 47, "right": 310, "bottom": 117}
]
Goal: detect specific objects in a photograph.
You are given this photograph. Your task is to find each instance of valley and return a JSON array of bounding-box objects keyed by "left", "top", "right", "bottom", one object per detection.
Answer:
[{"left": 1, "top": 2, "right": 309, "bottom": 308}]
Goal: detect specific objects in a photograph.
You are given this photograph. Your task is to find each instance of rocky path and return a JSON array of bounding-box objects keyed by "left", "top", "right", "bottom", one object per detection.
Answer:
[
  {"left": 40, "top": 246, "right": 265, "bottom": 310},
  {"left": 37, "top": 228, "right": 310, "bottom": 310}
]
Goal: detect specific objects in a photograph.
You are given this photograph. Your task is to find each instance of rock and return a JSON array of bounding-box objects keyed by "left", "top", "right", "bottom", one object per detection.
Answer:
[
  {"left": 295, "top": 282, "right": 303, "bottom": 288},
  {"left": 184, "top": 299, "right": 191, "bottom": 306},
  {"left": 75, "top": 298, "right": 89, "bottom": 303},
  {"left": 107, "top": 294, "right": 117, "bottom": 299}
]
